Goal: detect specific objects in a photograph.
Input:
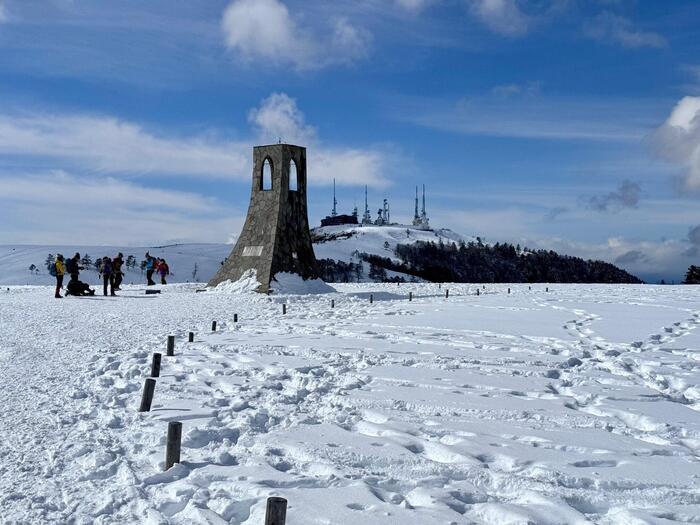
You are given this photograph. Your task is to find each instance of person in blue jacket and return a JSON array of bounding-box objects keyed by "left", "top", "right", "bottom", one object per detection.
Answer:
[{"left": 145, "top": 252, "right": 156, "bottom": 286}]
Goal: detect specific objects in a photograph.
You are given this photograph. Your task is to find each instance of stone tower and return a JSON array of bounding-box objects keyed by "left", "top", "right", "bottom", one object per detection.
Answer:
[{"left": 208, "top": 144, "right": 319, "bottom": 292}]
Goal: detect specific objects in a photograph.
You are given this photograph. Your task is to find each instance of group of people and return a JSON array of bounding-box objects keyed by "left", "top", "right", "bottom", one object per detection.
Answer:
[
  {"left": 51, "top": 252, "right": 170, "bottom": 298},
  {"left": 144, "top": 253, "right": 170, "bottom": 286}
]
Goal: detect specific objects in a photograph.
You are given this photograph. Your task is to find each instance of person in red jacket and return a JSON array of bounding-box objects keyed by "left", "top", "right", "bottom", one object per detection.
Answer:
[{"left": 158, "top": 259, "right": 170, "bottom": 285}]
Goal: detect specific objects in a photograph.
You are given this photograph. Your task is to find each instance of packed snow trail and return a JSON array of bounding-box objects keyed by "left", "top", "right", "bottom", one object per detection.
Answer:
[{"left": 0, "top": 284, "right": 699, "bottom": 524}]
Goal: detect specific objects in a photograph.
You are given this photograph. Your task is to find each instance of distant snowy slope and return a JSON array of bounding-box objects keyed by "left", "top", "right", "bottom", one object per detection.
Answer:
[
  {"left": 0, "top": 244, "right": 231, "bottom": 286},
  {"left": 0, "top": 226, "right": 470, "bottom": 285},
  {"left": 312, "top": 224, "right": 469, "bottom": 263}
]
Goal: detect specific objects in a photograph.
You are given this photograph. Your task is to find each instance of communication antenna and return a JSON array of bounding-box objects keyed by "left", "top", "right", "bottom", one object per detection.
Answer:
[{"left": 332, "top": 178, "right": 338, "bottom": 217}]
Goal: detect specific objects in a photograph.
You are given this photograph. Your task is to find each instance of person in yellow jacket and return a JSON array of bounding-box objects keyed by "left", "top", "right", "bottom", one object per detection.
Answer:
[{"left": 55, "top": 254, "right": 65, "bottom": 299}]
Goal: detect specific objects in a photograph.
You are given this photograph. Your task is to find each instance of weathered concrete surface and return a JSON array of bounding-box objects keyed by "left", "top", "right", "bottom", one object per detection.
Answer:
[{"left": 208, "top": 144, "right": 319, "bottom": 292}]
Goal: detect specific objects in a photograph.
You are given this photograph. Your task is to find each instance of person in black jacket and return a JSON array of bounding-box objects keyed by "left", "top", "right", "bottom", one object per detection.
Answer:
[
  {"left": 100, "top": 256, "right": 116, "bottom": 296},
  {"left": 66, "top": 253, "right": 83, "bottom": 282},
  {"left": 112, "top": 253, "right": 124, "bottom": 290}
]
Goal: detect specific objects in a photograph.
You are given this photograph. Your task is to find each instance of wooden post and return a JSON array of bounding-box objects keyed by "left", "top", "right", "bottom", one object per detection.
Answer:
[
  {"left": 508, "top": 287, "right": 511, "bottom": 294},
  {"left": 282, "top": 304, "right": 287, "bottom": 315},
  {"left": 546, "top": 287, "right": 549, "bottom": 292},
  {"left": 150, "top": 353, "right": 161, "bottom": 378},
  {"left": 139, "top": 378, "right": 156, "bottom": 412},
  {"left": 166, "top": 335, "right": 175, "bottom": 357},
  {"left": 264, "top": 497, "right": 287, "bottom": 525},
  {"left": 445, "top": 289, "right": 449, "bottom": 299},
  {"left": 438, "top": 283, "right": 441, "bottom": 289},
  {"left": 331, "top": 299, "right": 335, "bottom": 309},
  {"left": 188, "top": 332, "right": 194, "bottom": 343},
  {"left": 165, "top": 421, "right": 182, "bottom": 470},
  {"left": 409, "top": 291, "right": 412, "bottom": 301},
  {"left": 234, "top": 313, "right": 238, "bottom": 323},
  {"left": 476, "top": 288, "right": 480, "bottom": 296},
  {"left": 370, "top": 294, "right": 373, "bottom": 304},
  {"left": 212, "top": 320, "right": 217, "bottom": 331}
]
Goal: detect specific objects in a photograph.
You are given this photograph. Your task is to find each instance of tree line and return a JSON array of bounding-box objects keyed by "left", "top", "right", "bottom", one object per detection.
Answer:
[{"left": 319, "top": 239, "right": 643, "bottom": 284}]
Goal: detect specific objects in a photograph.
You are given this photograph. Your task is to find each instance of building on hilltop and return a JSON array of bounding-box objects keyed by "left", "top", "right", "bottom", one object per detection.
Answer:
[
  {"left": 320, "top": 178, "right": 359, "bottom": 227},
  {"left": 374, "top": 198, "right": 391, "bottom": 225},
  {"left": 412, "top": 184, "right": 430, "bottom": 229}
]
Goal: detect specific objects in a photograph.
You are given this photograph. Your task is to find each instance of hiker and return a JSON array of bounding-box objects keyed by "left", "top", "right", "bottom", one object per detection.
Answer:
[
  {"left": 158, "top": 258, "right": 170, "bottom": 285},
  {"left": 100, "top": 256, "right": 115, "bottom": 296},
  {"left": 66, "top": 279, "right": 95, "bottom": 296},
  {"left": 65, "top": 253, "right": 83, "bottom": 282},
  {"left": 145, "top": 253, "right": 156, "bottom": 286},
  {"left": 112, "top": 253, "right": 124, "bottom": 290},
  {"left": 53, "top": 254, "right": 65, "bottom": 299}
]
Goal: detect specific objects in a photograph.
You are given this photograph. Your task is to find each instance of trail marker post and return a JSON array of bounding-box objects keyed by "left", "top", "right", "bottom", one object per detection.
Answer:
[
  {"left": 445, "top": 289, "right": 449, "bottom": 299},
  {"left": 370, "top": 294, "right": 373, "bottom": 304},
  {"left": 188, "top": 332, "right": 194, "bottom": 343},
  {"left": 409, "top": 292, "right": 412, "bottom": 301},
  {"left": 166, "top": 335, "right": 175, "bottom": 357},
  {"left": 234, "top": 314, "right": 238, "bottom": 323},
  {"left": 282, "top": 304, "right": 287, "bottom": 315},
  {"left": 264, "top": 497, "right": 288, "bottom": 525},
  {"left": 165, "top": 421, "right": 182, "bottom": 470},
  {"left": 139, "top": 378, "right": 156, "bottom": 412},
  {"left": 150, "top": 353, "right": 161, "bottom": 378},
  {"left": 212, "top": 321, "right": 217, "bottom": 331}
]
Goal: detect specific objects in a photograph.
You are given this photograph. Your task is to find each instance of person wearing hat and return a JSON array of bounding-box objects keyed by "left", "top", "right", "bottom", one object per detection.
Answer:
[
  {"left": 112, "top": 252, "right": 125, "bottom": 291},
  {"left": 54, "top": 254, "right": 65, "bottom": 299},
  {"left": 65, "top": 252, "right": 83, "bottom": 283}
]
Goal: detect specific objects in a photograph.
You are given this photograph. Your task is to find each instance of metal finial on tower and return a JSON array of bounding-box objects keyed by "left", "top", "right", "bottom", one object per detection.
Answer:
[
  {"left": 331, "top": 178, "right": 338, "bottom": 217},
  {"left": 414, "top": 186, "right": 419, "bottom": 221},
  {"left": 422, "top": 184, "right": 426, "bottom": 216}
]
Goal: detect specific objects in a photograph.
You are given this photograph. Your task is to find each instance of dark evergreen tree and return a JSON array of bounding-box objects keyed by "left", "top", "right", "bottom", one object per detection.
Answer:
[{"left": 683, "top": 265, "right": 700, "bottom": 284}]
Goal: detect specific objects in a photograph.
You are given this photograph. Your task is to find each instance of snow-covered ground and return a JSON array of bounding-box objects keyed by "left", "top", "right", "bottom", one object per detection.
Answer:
[{"left": 1, "top": 283, "right": 699, "bottom": 524}]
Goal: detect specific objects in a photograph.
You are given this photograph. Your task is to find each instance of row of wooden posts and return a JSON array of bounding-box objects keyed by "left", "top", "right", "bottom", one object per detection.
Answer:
[
  {"left": 273, "top": 284, "right": 550, "bottom": 314},
  {"left": 137, "top": 283, "right": 552, "bottom": 522},
  {"left": 138, "top": 321, "right": 288, "bottom": 524}
]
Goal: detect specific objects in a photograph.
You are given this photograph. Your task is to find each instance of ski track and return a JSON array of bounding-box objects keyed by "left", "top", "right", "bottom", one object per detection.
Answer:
[{"left": 0, "top": 283, "right": 699, "bottom": 524}]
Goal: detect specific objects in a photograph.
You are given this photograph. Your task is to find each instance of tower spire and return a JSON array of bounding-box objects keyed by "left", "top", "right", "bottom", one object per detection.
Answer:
[
  {"left": 331, "top": 178, "right": 337, "bottom": 217},
  {"left": 414, "top": 186, "right": 419, "bottom": 221},
  {"left": 362, "top": 185, "right": 371, "bottom": 224}
]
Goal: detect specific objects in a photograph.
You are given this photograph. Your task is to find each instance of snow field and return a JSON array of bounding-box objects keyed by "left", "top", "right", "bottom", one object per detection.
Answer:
[{"left": 1, "top": 283, "right": 699, "bottom": 524}]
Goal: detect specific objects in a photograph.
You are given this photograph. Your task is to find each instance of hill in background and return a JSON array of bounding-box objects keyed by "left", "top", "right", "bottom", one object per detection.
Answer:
[{"left": 0, "top": 224, "right": 641, "bottom": 285}]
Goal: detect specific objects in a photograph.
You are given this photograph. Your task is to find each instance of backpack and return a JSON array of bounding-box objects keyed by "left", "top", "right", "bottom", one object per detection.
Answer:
[{"left": 49, "top": 263, "right": 57, "bottom": 277}]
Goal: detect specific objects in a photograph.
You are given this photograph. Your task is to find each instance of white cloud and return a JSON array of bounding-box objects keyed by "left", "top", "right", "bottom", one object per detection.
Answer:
[
  {"left": 248, "top": 93, "right": 316, "bottom": 145},
  {"left": 469, "top": 0, "right": 531, "bottom": 36},
  {"left": 221, "top": 0, "right": 370, "bottom": 70},
  {"left": 584, "top": 12, "right": 666, "bottom": 49},
  {"left": 393, "top": 93, "right": 655, "bottom": 141},
  {"left": 653, "top": 96, "right": 700, "bottom": 191},
  {"left": 394, "top": 0, "right": 435, "bottom": 13},
  {"left": 0, "top": 113, "right": 249, "bottom": 179},
  {"left": 312, "top": 148, "right": 389, "bottom": 189},
  {"left": 0, "top": 171, "right": 243, "bottom": 245},
  {"left": 248, "top": 93, "right": 390, "bottom": 187}
]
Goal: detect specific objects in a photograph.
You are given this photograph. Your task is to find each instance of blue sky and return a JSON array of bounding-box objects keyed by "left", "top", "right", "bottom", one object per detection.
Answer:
[{"left": 1, "top": 0, "right": 700, "bottom": 282}]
